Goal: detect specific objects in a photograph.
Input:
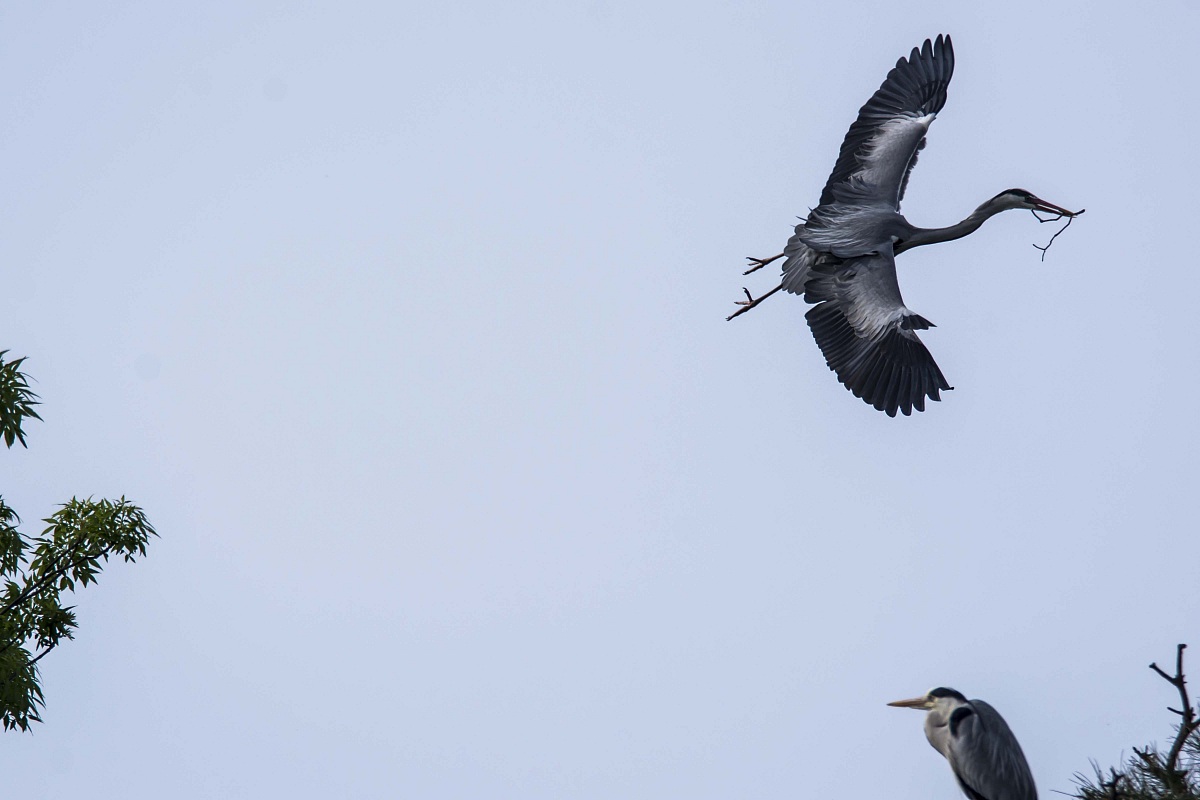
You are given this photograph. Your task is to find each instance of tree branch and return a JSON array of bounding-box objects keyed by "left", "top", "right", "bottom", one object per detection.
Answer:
[
  {"left": 28, "top": 642, "right": 57, "bottom": 667},
  {"left": 0, "top": 541, "right": 116, "bottom": 619},
  {"left": 1032, "top": 209, "right": 1083, "bottom": 262},
  {"left": 1149, "top": 644, "right": 1199, "bottom": 781}
]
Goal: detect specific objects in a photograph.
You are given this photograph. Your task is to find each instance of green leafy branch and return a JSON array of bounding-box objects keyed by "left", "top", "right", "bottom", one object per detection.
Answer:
[
  {"left": 0, "top": 351, "right": 42, "bottom": 449},
  {"left": 0, "top": 497, "right": 157, "bottom": 731}
]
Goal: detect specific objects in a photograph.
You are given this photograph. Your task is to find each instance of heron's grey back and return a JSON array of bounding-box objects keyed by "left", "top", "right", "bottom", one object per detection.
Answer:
[{"left": 947, "top": 700, "right": 1038, "bottom": 800}]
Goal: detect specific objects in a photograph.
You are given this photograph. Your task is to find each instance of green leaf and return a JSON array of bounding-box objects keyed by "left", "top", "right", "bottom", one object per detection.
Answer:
[{"left": 0, "top": 351, "right": 42, "bottom": 449}]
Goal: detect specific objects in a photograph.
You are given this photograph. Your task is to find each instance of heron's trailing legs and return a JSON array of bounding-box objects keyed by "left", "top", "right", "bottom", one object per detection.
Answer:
[
  {"left": 730, "top": 252, "right": 786, "bottom": 319},
  {"left": 726, "top": 284, "right": 783, "bottom": 321},
  {"left": 743, "top": 253, "right": 784, "bottom": 275}
]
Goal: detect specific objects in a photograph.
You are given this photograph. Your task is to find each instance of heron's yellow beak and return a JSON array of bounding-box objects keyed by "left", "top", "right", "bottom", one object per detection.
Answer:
[{"left": 887, "top": 695, "right": 933, "bottom": 709}]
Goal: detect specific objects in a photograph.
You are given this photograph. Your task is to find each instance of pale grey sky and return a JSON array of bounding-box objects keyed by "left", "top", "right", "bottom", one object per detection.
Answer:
[{"left": 2, "top": 1, "right": 1198, "bottom": 797}]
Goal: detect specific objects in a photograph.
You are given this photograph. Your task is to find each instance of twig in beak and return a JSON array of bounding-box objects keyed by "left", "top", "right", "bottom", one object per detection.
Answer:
[{"left": 1031, "top": 208, "right": 1084, "bottom": 261}]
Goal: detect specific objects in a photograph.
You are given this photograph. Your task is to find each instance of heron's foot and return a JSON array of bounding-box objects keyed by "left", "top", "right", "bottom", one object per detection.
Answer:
[
  {"left": 744, "top": 253, "right": 784, "bottom": 276},
  {"left": 726, "top": 283, "right": 784, "bottom": 322}
]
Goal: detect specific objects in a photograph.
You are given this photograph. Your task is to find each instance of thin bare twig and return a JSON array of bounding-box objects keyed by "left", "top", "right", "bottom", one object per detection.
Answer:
[{"left": 1032, "top": 207, "right": 1086, "bottom": 262}]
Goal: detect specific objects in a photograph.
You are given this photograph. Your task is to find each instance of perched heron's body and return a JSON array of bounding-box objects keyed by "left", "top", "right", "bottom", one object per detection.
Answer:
[
  {"left": 733, "top": 35, "right": 1080, "bottom": 416},
  {"left": 890, "top": 688, "right": 1038, "bottom": 800}
]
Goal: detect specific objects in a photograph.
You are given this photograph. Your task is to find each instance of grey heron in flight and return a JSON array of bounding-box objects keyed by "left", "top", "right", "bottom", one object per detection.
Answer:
[
  {"left": 889, "top": 687, "right": 1037, "bottom": 800},
  {"left": 730, "top": 35, "right": 1081, "bottom": 416}
]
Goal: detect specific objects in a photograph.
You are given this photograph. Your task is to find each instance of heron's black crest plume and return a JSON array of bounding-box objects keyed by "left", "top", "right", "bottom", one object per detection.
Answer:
[{"left": 948, "top": 705, "right": 976, "bottom": 737}]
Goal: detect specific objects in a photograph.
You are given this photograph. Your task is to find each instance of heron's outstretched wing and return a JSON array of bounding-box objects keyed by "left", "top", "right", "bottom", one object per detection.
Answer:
[
  {"left": 818, "top": 35, "right": 954, "bottom": 210},
  {"left": 802, "top": 246, "right": 950, "bottom": 417},
  {"left": 946, "top": 700, "right": 1038, "bottom": 800}
]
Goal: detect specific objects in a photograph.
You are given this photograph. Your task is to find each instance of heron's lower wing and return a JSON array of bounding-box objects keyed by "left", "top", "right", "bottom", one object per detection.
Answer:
[
  {"left": 780, "top": 228, "right": 822, "bottom": 295},
  {"left": 818, "top": 34, "right": 954, "bottom": 210},
  {"left": 946, "top": 701, "right": 1038, "bottom": 800},
  {"left": 802, "top": 248, "right": 950, "bottom": 417}
]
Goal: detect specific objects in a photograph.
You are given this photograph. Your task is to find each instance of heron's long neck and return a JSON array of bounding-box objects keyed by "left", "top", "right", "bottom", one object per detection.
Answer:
[{"left": 899, "top": 203, "right": 1005, "bottom": 251}]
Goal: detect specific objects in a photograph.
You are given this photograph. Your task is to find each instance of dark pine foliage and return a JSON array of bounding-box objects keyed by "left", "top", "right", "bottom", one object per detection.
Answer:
[{"left": 1074, "top": 645, "right": 1200, "bottom": 800}]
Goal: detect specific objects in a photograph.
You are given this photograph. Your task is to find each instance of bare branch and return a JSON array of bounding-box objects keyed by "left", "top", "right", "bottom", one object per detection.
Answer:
[
  {"left": 1032, "top": 208, "right": 1084, "bottom": 262},
  {"left": 1149, "top": 644, "right": 1199, "bottom": 780},
  {"left": 1149, "top": 662, "right": 1175, "bottom": 685}
]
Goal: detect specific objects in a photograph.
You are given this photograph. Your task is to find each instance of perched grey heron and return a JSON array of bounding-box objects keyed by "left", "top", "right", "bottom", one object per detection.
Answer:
[
  {"left": 730, "top": 35, "right": 1081, "bottom": 416},
  {"left": 889, "top": 688, "right": 1037, "bottom": 800}
]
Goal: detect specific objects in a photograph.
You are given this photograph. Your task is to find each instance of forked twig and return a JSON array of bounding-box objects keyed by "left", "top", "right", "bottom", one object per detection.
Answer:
[
  {"left": 1147, "top": 643, "right": 1199, "bottom": 782},
  {"left": 1032, "top": 207, "right": 1086, "bottom": 262}
]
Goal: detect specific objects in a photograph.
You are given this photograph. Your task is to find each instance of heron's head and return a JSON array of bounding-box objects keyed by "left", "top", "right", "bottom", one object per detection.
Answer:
[
  {"left": 989, "top": 189, "right": 1078, "bottom": 216},
  {"left": 887, "top": 687, "right": 968, "bottom": 713}
]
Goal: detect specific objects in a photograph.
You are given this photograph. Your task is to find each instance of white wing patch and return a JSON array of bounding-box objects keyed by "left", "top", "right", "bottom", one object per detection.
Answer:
[
  {"left": 852, "top": 114, "right": 935, "bottom": 205},
  {"left": 836, "top": 254, "right": 918, "bottom": 339},
  {"left": 802, "top": 247, "right": 951, "bottom": 417}
]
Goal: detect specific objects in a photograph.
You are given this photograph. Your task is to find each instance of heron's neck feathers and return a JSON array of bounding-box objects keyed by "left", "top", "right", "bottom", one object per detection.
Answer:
[{"left": 903, "top": 200, "right": 1008, "bottom": 249}]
